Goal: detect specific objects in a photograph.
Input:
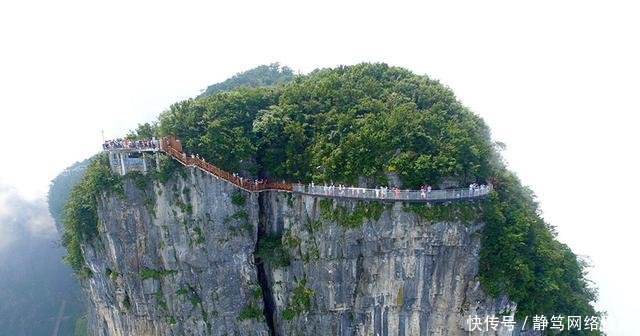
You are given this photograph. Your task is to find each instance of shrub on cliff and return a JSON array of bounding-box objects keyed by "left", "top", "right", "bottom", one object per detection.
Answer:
[
  {"left": 256, "top": 234, "right": 290, "bottom": 268},
  {"left": 61, "top": 153, "right": 122, "bottom": 276},
  {"left": 480, "top": 172, "right": 599, "bottom": 323}
]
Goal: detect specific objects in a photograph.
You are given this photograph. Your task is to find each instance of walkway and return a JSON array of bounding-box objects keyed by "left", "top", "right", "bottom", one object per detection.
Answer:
[{"left": 154, "top": 136, "right": 491, "bottom": 202}]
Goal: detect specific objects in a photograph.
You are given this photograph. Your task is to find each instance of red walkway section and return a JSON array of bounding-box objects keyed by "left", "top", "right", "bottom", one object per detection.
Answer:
[{"left": 160, "top": 135, "right": 293, "bottom": 192}]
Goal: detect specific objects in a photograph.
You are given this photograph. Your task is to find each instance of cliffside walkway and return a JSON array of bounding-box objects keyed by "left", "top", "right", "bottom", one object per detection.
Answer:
[{"left": 112, "top": 135, "right": 492, "bottom": 202}]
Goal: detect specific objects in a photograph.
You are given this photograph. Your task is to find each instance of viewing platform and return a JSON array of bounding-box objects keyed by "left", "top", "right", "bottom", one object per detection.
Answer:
[
  {"left": 104, "top": 139, "right": 161, "bottom": 175},
  {"left": 104, "top": 135, "right": 491, "bottom": 202}
]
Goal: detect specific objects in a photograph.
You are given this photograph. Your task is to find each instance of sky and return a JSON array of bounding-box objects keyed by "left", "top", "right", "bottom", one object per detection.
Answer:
[{"left": 0, "top": 0, "right": 638, "bottom": 334}]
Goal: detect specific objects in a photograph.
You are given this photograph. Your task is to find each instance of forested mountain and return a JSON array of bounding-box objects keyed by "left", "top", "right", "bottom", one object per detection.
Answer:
[
  {"left": 62, "top": 63, "right": 600, "bottom": 334},
  {"left": 198, "top": 63, "right": 294, "bottom": 98},
  {"left": 154, "top": 63, "right": 599, "bottom": 319},
  {"left": 49, "top": 158, "right": 91, "bottom": 231}
]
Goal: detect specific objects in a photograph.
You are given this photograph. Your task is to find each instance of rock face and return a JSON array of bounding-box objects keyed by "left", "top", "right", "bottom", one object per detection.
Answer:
[
  {"left": 81, "top": 166, "right": 516, "bottom": 335},
  {"left": 260, "top": 193, "right": 515, "bottom": 336},
  {"left": 83, "top": 168, "right": 270, "bottom": 336}
]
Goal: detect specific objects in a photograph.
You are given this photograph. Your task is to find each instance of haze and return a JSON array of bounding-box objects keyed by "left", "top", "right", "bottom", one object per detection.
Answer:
[{"left": 0, "top": 1, "right": 637, "bottom": 334}]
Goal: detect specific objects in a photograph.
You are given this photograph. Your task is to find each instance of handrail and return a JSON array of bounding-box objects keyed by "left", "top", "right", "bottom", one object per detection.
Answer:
[
  {"left": 161, "top": 144, "right": 293, "bottom": 192},
  {"left": 108, "top": 136, "right": 491, "bottom": 202},
  {"left": 291, "top": 184, "right": 491, "bottom": 201}
]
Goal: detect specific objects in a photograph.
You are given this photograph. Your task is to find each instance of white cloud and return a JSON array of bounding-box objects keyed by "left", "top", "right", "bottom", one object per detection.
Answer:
[{"left": 0, "top": 184, "right": 56, "bottom": 251}]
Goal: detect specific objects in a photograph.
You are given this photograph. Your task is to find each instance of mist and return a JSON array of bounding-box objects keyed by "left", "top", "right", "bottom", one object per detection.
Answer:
[
  {"left": 0, "top": 184, "right": 84, "bottom": 336},
  {"left": 0, "top": 184, "right": 57, "bottom": 251}
]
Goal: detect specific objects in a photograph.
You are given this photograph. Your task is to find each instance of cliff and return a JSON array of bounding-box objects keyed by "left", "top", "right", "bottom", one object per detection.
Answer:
[
  {"left": 81, "top": 165, "right": 516, "bottom": 335},
  {"left": 83, "top": 167, "right": 269, "bottom": 335},
  {"left": 260, "top": 192, "right": 515, "bottom": 335},
  {"left": 56, "top": 63, "right": 598, "bottom": 335}
]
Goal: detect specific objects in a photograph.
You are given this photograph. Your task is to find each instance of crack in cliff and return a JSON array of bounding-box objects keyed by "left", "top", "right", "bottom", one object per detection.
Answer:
[
  {"left": 351, "top": 246, "right": 365, "bottom": 329},
  {"left": 255, "top": 192, "right": 277, "bottom": 336}
]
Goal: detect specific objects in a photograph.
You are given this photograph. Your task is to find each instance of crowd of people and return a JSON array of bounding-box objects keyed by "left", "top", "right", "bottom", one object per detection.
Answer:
[
  {"left": 299, "top": 181, "right": 490, "bottom": 199},
  {"left": 103, "top": 138, "right": 159, "bottom": 150},
  {"left": 468, "top": 183, "right": 490, "bottom": 196}
]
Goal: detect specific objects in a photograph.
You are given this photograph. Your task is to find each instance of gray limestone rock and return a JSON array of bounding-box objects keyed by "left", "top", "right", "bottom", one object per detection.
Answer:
[{"left": 80, "top": 167, "right": 526, "bottom": 336}]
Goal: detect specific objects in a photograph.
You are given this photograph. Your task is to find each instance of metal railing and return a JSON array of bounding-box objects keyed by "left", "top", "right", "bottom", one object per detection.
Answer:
[
  {"left": 106, "top": 136, "right": 491, "bottom": 202},
  {"left": 103, "top": 146, "right": 159, "bottom": 152},
  {"left": 292, "top": 184, "right": 491, "bottom": 201}
]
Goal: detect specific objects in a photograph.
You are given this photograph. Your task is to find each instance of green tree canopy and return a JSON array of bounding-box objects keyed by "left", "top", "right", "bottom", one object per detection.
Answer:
[
  {"left": 199, "top": 63, "right": 294, "bottom": 98},
  {"left": 160, "top": 63, "right": 496, "bottom": 187}
]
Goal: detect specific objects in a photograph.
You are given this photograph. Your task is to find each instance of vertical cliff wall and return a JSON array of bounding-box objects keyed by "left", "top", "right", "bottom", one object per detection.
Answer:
[
  {"left": 83, "top": 167, "right": 270, "bottom": 335},
  {"left": 81, "top": 166, "right": 516, "bottom": 335},
  {"left": 259, "top": 192, "right": 515, "bottom": 336}
]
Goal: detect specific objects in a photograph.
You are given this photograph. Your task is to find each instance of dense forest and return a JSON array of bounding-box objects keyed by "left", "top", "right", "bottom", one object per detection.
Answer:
[
  {"left": 62, "top": 63, "right": 600, "bottom": 331},
  {"left": 198, "top": 63, "right": 294, "bottom": 98},
  {"left": 157, "top": 64, "right": 494, "bottom": 187}
]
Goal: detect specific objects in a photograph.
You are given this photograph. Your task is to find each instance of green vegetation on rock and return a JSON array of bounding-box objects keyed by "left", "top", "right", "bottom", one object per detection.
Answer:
[
  {"left": 404, "top": 201, "right": 483, "bottom": 225},
  {"left": 140, "top": 267, "right": 177, "bottom": 280},
  {"left": 193, "top": 226, "right": 206, "bottom": 245},
  {"left": 238, "top": 304, "right": 263, "bottom": 321},
  {"left": 257, "top": 235, "right": 290, "bottom": 268},
  {"left": 122, "top": 293, "right": 131, "bottom": 310},
  {"left": 231, "top": 190, "right": 247, "bottom": 206},
  {"left": 105, "top": 268, "right": 119, "bottom": 280},
  {"left": 238, "top": 285, "right": 266, "bottom": 321},
  {"left": 61, "top": 153, "right": 180, "bottom": 277},
  {"left": 154, "top": 154, "right": 182, "bottom": 183},
  {"left": 175, "top": 285, "right": 203, "bottom": 310},
  {"left": 480, "top": 172, "right": 599, "bottom": 322},
  {"left": 319, "top": 199, "right": 384, "bottom": 228},
  {"left": 61, "top": 153, "right": 122, "bottom": 277},
  {"left": 282, "top": 278, "right": 314, "bottom": 320},
  {"left": 48, "top": 158, "right": 91, "bottom": 227}
]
